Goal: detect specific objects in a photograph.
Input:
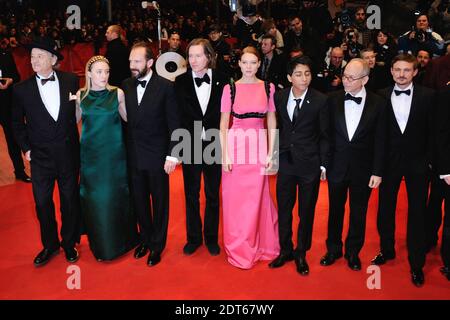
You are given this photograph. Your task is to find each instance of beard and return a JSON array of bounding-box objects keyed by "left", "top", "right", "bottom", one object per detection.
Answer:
[{"left": 131, "top": 65, "right": 149, "bottom": 79}]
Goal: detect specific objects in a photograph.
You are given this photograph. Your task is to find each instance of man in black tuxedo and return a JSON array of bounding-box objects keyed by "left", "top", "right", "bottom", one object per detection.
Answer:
[
  {"left": 122, "top": 42, "right": 180, "bottom": 267},
  {"left": 320, "top": 58, "right": 386, "bottom": 272},
  {"left": 435, "top": 86, "right": 450, "bottom": 281},
  {"left": 105, "top": 25, "right": 130, "bottom": 87},
  {"left": 257, "top": 34, "right": 287, "bottom": 90},
  {"left": 174, "top": 39, "right": 227, "bottom": 256},
  {"left": 371, "top": 53, "right": 435, "bottom": 287},
  {"left": 0, "top": 39, "right": 30, "bottom": 182},
  {"left": 11, "top": 37, "right": 81, "bottom": 266},
  {"left": 269, "top": 56, "right": 329, "bottom": 275}
]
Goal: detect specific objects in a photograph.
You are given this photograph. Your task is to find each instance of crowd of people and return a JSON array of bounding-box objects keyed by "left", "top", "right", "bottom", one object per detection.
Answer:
[{"left": 0, "top": 0, "right": 449, "bottom": 290}]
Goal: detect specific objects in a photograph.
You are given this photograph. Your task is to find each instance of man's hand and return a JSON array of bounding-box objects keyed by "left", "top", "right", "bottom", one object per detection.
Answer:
[
  {"left": 369, "top": 175, "right": 382, "bottom": 188},
  {"left": 0, "top": 78, "right": 13, "bottom": 90},
  {"left": 164, "top": 159, "right": 177, "bottom": 175},
  {"left": 25, "top": 150, "right": 31, "bottom": 161},
  {"left": 444, "top": 176, "right": 450, "bottom": 186}
]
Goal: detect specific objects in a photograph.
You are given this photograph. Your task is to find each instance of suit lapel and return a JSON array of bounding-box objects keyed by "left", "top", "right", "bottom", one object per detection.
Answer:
[
  {"left": 294, "top": 89, "right": 312, "bottom": 127},
  {"left": 352, "top": 92, "right": 371, "bottom": 140},
  {"left": 187, "top": 72, "right": 204, "bottom": 117},
  {"left": 56, "top": 71, "right": 66, "bottom": 123},
  {"left": 137, "top": 73, "right": 160, "bottom": 124},
  {"left": 336, "top": 93, "right": 350, "bottom": 141},
  {"left": 402, "top": 85, "right": 419, "bottom": 135}
]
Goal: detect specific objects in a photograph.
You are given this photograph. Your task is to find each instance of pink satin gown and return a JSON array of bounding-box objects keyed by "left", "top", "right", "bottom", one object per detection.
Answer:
[{"left": 221, "top": 82, "right": 280, "bottom": 269}]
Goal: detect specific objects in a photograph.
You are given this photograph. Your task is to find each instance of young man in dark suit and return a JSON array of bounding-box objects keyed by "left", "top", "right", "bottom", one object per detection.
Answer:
[
  {"left": 257, "top": 34, "right": 287, "bottom": 90},
  {"left": 320, "top": 58, "right": 387, "bottom": 272},
  {"left": 269, "top": 56, "right": 329, "bottom": 275},
  {"left": 371, "top": 53, "right": 435, "bottom": 287},
  {"left": 12, "top": 37, "right": 81, "bottom": 266},
  {"left": 122, "top": 42, "right": 180, "bottom": 267},
  {"left": 174, "top": 38, "right": 227, "bottom": 256}
]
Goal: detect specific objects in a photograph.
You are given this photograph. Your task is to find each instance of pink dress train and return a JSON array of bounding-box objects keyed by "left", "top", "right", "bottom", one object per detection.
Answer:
[{"left": 221, "top": 82, "right": 280, "bottom": 269}]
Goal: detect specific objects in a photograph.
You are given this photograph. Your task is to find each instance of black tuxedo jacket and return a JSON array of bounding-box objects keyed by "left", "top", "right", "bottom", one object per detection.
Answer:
[
  {"left": 105, "top": 38, "right": 130, "bottom": 87},
  {"left": 0, "top": 49, "right": 20, "bottom": 121},
  {"left": 275, "top": 87, "right": 330, "bottom": 181},
  {"left": 122, "top": 73, "right": 180, "bottom": 174},
  {"left": 174, "top": 70, "right": 227, "bottom": 163},
  {"left": 327, "top": 89, "right": 387, "bottom": 184},
  {"left": 435, "top": 87, "right": 450, "bottom": 175},
  {"left": 378, "top": 84, "right": 435, "bottom": 175},
  {"left": 11, "top": 71, "right": 80, "bottom": 170}
]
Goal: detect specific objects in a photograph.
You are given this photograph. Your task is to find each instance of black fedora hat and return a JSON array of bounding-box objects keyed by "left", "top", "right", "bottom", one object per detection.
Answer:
[{"left": 26, "top": 36, "right": 64, "bottom": 61}]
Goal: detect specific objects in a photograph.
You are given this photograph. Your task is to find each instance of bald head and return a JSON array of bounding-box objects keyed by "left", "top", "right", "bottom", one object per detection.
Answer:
[
  {"left": 330, "top": 47, "right": 344, "bottom": 68},
  {"left": 106, "top": 25, "right": 121, "bottom": 42},
  {"left": 343, "top": 58, "right": 369, "bottom": 94}
]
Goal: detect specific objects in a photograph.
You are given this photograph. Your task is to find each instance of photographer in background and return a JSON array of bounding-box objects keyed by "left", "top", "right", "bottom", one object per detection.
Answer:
[
  {"left": 398, "top": 13, "right": 445, "bottom": 57},
  {"left": 314, "top": 46, "right": 346, "bottom": 93},
  {"left": 341, "top": 27, "right": 363, "bottom": 61}
]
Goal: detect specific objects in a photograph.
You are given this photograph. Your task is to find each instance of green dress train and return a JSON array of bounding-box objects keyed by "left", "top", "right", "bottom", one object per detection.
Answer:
[{"left": 80, "top": 88, "right": 138, "bottom": 260}]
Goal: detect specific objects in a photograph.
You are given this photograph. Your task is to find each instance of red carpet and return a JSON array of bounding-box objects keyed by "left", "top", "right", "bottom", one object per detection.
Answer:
[{"left": 0, "top": 168, "right": 449, "bottom": 300}]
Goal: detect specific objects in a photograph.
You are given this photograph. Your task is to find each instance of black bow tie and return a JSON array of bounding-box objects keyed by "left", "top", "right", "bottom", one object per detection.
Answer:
[
  {"left": 38, "top": 74, "right": 55, "bottom": 85},
  {"left": 194, "top": 73, "right": 210, "bottom": 87},
  {"left": 136, "top": 79, "right": 147, "bottom": 88},
  {"left": 394, "top": 89, "right": 411, "bottom": 96},
  {"left": 345, "top": 93, "right": 362, "bottom": 104}
]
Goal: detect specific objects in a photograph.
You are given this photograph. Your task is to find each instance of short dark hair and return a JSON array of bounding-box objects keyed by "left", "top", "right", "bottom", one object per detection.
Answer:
[
  {"left": 131, "top": 41, "right": 154, "bottom": 61},
  {"left": 261, "top": 34, "right": 276, "bottom": 47},
  {"left": 287, "top": 56, "right": 313, "bottom": 75},
  {"left": 391, "top": 53, "right": 418, "bottom": 70}
]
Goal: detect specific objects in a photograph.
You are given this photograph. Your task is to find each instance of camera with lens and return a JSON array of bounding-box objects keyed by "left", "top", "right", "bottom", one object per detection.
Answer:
[
  {"left": 413, "top": 28, "right": 429, "bottom": 43},
  {"left": 336, "top": 8, "right": 352, "bottom": 28}
]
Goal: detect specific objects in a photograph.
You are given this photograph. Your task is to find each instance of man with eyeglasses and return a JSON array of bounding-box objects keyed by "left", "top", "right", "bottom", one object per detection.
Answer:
[
  {"left": 371, "top": 53, "right": 436, "bottom": 287},
  {"left": 314, "top": 47, "right": 346, "bottom": 93},
  {"left": 320, "top": 58, "right": 387, "bottom": 272}
]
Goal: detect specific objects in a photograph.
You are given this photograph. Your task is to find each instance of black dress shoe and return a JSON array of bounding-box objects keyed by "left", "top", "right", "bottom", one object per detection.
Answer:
[
  {"left": 346, "top": 254, "right": 361, "bottom": 271},
  {"left": 15, "top": 173, "right": 31, "bottom": 183},
  {"left": 183, "top": 243, "right": 201, "bottom": 255},
  {"left": 268, "top": 253, "right": 294, "bottom": 269},
  {"left": 33, "top": 248, "right": 59, "bottom": 267},
  {"left": 371, "top": 252, "right": 395, "bottom": 265},
  {"left": 411, "top": 269, "right": 425, "bottom": 287},
  {"left": 206, "top": 243, "right": 220, "bottom": 256},
  {"left": 147, "top": 251, "right": 161, "bottom": 266},
  {"left": 440, "top": 266, "right": 450, "bottom": 281},
  {"left": 134, "top": 243, "right": 149, "bottom": 259},
  {"left": 64, "top": 247, "right": 79, "bottom": 263},
  {"left": 294, "top": 256, "right": 309, "bottom": 276},
  {"left": 320, "top": 252, "right": 343, "bottom": 266}
]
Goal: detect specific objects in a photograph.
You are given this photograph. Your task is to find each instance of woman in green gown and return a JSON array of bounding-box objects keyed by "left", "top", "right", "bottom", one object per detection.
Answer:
[{"left": 76, "top": 55, "right": 138, "bottom": 261}]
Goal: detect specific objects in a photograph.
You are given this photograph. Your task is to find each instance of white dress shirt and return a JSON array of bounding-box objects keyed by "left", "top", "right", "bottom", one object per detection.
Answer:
[
  {"left": 287, "top": 87, "right": 307, "bottom": 121},
  {"left": 391, "top": 83, "right": 413, "bottom": 134},
  {"left": 345, "top": 87, "right": 366, "bottom": 141},
  {"left": 36, "top": 72, "right": 60, "bottom": 121},
  {"left": 137, "top": 71, "right": 152, "bottom": 105},
  {"left": 192, "top": 69, "right": 212, "bottom": 140}
]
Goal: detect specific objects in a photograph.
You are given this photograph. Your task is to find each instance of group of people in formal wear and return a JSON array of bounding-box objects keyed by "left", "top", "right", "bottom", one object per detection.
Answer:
[{"left": 7, "top": 33, "right": 449, "bottom": 288}]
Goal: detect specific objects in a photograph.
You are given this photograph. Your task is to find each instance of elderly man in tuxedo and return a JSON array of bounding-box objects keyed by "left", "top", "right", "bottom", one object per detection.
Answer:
[
  {"left": 320, "top": 58, "right": 387, "bottom": 272},
  {"left": 12, "top": 37, "right": 81, "bottom": 266}
]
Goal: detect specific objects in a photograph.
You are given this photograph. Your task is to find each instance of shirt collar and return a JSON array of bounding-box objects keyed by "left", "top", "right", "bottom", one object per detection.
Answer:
[
  {"left": 192, "top": 68, "right": 212, "bottom": 79},
  {"left": 289, "top": 87, "right": 308, "bottom": 102},
  {"left": 394, "top": 82, "right": 413, "bottom": 92},
  {"left": 138, "top": 70, "right": 152, "bottom": 84},
  {"left": 36, "top": 71, "right": 56, "bottom": 79},
  {"left": 346, "top": 86, "right": 366, "bottom": 98}
]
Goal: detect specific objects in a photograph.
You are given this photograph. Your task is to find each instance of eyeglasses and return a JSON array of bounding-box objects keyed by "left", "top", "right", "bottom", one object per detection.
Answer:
[{"left": 342, "top": 73, "right": 368, "bottom": 82}]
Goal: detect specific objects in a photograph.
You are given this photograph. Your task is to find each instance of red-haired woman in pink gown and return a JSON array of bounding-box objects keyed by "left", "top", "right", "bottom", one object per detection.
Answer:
[{"left": 220, "top": 46, "right": 280, "bottom": 269}]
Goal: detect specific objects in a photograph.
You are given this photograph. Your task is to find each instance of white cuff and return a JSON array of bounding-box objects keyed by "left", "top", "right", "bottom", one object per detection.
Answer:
[
  {"left": 440, "top": 174, "right": 450, "bottom": 179},
  {"left": 320, "top": 166, "right": 326, "bottom": 172},
  {"left": 166, "top": 156, "right": 178, "bottom": 163}
]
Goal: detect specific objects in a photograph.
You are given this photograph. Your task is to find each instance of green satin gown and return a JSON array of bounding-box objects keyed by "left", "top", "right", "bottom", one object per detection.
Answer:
[{"left": 80, "top": 88, "right": 138, "bottom": 260}]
